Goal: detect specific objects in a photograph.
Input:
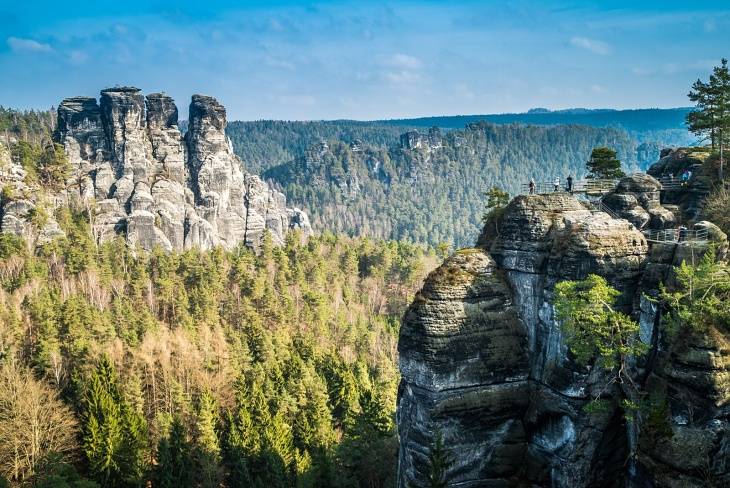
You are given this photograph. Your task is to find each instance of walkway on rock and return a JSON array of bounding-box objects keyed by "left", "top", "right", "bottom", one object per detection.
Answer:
[
  {"left": 521, "top": 175, "right": 693, "bottom": 196},
  {"left": 520, "top": 175, "right": 711, "bottom": 245},
  {"left": 521, "top": 179, "right": 618, "bottom": 195}
]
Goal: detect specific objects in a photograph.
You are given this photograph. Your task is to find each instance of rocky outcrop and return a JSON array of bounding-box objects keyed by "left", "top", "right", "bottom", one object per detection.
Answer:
[
  {"left": 602, "top": 173, "right": 674, "bottom": 231},
  {"left": 398, "top": 192, "right": 729, "bottom": 487},
  {"left": 0, "top": 143, "right": 65, "bottom": 244},
  {"left": 647, "top": 148, "right": 714, "bottom": 222},
  {"left": 46, "top": 87, "right": 310, "bottom": 251}
]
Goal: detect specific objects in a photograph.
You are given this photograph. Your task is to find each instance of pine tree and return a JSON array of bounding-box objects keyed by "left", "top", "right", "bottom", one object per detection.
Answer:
[
  {"left": 688, "top": 59, "right": 730, "bottom": 178},
  {"left": 586, "top": 147, "right": 625, "bottom": 179}
]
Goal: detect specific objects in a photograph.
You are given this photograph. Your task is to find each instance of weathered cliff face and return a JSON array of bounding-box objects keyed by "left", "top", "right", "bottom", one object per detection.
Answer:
[
  {"left": 398, "top": 193, "right": 729, "bottom": 487},
  {"left": 47, "top": 87, "right": 310, "bottom": 251}
]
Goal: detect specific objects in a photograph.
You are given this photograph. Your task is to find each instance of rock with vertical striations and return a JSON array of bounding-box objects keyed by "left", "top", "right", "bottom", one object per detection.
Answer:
[
  {"left": 398, "top": 191, "right": 729, "bottom": 487},
  {"left": 398, "top": 193, "right": 654, "bottom": 487},
  {"left": 40, "top": 87, "right": 311, "bottom": 251}
]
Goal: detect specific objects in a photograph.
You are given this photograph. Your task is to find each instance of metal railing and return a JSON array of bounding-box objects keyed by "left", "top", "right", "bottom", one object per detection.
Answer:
[
  {"left": 656, "top": 176, "right": 685, "bottom": 191},
  {"left": 521, "top": 179, "right": 618, "bottom": 195},
  {"left": 593, "top": 200, "right": 621, "bottom": 219},
  {"left": 642, "top": 228, "right": 709, "bottom": 244}
]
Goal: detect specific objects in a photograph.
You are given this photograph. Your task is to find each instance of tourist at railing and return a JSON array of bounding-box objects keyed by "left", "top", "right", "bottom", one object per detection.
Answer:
[
  {"left": 529, "top": 178, "right": 535, "bottom": 195},
  {"left": 554, "top": 176, "right": 560, "bottom": 192},
  {"left": 566, "top": 174, "right": 574, "bottom": 193}
]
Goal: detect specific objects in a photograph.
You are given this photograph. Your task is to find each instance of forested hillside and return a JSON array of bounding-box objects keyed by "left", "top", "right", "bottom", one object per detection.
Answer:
[
  {"left": 377, "top": 107, "right": 694, "bottom": 144},
  {"left": 0, "top": 107, "right": 55, "bottom": 145},
  {"left": 262, "top": 122, "right": 640, "bottom": 247},
  {"left": 0, "top": 214, "right": 438, "bottom": 487},
  {"left": 226, "top": 108, "right": 693, "bottom": 176},
  {"left": 226, "top": 121, "right": 413, "bottom": 174}
]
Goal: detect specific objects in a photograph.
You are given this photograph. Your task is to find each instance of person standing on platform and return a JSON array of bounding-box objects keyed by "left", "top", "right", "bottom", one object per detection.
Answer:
[
  {"left": 554, "top": 176, "right": 560, "bottom": 192},
  {"left": 566, "top": 174, "right": 574, "bottom": 193},
  {"left": 529, "top": 178, "right": 535, "bottom": 195}
]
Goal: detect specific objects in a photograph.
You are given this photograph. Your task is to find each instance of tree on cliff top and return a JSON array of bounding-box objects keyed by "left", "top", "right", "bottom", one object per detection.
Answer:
[
  {"left": 687, "top": 58, "right": 730, "bottom": 179},
  {"left": 586, "top": 147, "right": 625, "bottom": 179}
]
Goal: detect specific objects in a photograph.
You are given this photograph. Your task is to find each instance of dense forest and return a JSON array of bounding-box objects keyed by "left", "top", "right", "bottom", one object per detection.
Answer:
[
  {"left": 0, "top": 209, "right": 438, "bottom": 487},
  {"left": 225, "top": 120, "right": 414, "bottom": 175},
  {"left": 225, "top": 108, "right": 694, "bottom": 176},
  {"left": 0, "top": 107, "right": 55, "bottom": 145},
  {"left": 261, "top": 122, "right": 642, "bottom": 247}
]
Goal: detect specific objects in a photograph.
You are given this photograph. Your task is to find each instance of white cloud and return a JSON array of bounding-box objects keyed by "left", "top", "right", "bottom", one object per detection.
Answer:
[
  {"left": 7, "top": 36, "right": 52, "bottom": 53},
  {"left": 570, "top": 37, "right": 611, "bottom": 55},
  {"left": 383, "top": 53, "right": 422, "bottom": 69},
  {"left": 384, "top": 70, "right": 422, "bottom": 85},
  {"left": 590, "top": 84, "right": 607, "bottom": 94}
]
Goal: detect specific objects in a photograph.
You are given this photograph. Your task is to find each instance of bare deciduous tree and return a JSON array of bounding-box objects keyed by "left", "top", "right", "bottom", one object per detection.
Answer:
[{"left": 0, "top": 362, "right": 78, "bottom": 483}]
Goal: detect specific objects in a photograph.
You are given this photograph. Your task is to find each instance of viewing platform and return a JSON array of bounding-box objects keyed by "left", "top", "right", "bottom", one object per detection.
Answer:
[
  {"left": 521, "top": 179, "right": 618, "bottom": 195},
  {"left": 521, "top": 174, "right": 694, "bottom": 196}
]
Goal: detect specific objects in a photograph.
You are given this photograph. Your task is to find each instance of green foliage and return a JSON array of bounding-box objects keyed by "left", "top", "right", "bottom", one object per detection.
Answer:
[
  {"left": 423, "top": 431, "right": 453, "bottom": 488},
  {"left": 687, "top": 59, "right": 730, "bottom": 156},
  {"left": 0, "top": 106, "right": 54, "bottom": 143},
  {"left": 0, "top": 233, "right": 24, "bottom": 259},
  {"left": 80, "top": 356, "right": 149, "bottom": 487},
  {"left": 33, "top": 454, "right": 99, "bottom": 488},
  {"left": 261, "top": 124, "right": 641, "bottom": 247},
  {"left": 481, "top": 186, "right": 509, "bottom": 223},
  {"left": 0, "top": 230, "right": 435, "bottom": 487},
  {"left": 554, "top": 274, "right": 647, "bottom": 369},
  {"left": 586, "top": 147, "right": 626, "bottom": 179},
  {"left": 660, "top": 249, "right": 730, "bottom": 334},
  {"left": 154, "top": 417, "right": 194, "bottom": 488}
]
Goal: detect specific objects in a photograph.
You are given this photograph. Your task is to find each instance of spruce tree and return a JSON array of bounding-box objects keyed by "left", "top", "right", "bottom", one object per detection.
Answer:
[
  {"left": 154, "top": 417, "right": 193, "bottom": 488},
  {"left": 81, "top": 357, "right": 148, "bottom": 487},
  {"left": 424, "top": 431, "right": 452, "bottom": 488},
  {"left": 193, "top": 390, "right": 222, "bottom": 488}
]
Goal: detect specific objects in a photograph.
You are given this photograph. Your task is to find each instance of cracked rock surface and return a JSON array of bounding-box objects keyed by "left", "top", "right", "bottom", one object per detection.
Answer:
[
  {"left": 49, "top": 87, "right": 310, "bottom": 251},
  {"left": 398, "top": 193, "right": 729, "bottom": 488}
]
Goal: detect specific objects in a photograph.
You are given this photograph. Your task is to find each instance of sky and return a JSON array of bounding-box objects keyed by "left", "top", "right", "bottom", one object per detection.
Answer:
[{"left": 2, "top": 1, "right": 729, "bottom": 120}]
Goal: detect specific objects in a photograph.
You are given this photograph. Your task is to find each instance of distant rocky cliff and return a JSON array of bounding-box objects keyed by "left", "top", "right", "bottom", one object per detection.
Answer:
[
  {"left": 397, "top": 170, "right": 729, "bottom": 486},
  {"left": 1, "top": 87, "right": 310, "bottom": 251}
]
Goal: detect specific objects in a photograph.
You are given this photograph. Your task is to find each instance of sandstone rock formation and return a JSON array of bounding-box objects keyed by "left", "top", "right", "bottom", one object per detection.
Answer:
[
  {"left": 47, "top": 87, "right": 310, "bottom": 251},
  {"left": 398, "top": 192, "right": 729, "bottom": 487},
  {"left": 601, "top": 173, "right": 676, "bottom": 231},
  {"left": 647, "top": 148, "right": 714, "bottom": 222}
]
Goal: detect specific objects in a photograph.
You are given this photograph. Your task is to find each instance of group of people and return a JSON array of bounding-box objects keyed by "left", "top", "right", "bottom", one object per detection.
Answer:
[{"left": 528, "top": 175, "right": 574, "bottom": 194}]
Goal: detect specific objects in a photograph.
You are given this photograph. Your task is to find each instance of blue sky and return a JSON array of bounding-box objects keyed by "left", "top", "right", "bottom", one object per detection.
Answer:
[{"left": 2, "top": 1, "right": 729, "bottom": 120}]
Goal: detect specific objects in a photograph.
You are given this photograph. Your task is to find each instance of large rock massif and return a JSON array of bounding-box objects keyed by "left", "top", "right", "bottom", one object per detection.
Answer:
[
  {"left": 397, "top": 192, "right": 729, "bottom": 487},
  {"left": 1, "top": 87, "right": 310, "bottom": 251}
]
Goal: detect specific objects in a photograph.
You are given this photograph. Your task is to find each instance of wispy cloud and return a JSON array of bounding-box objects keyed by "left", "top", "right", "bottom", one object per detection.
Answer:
[
  {"left": 570, "top": 36, "right": 611, "bottom": 55},
  {"left": 383, "top": 53, "right": 422, "bottom": 70},
  {"left": 7, "top": 37, "right": 52, "bottom": 53}
]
